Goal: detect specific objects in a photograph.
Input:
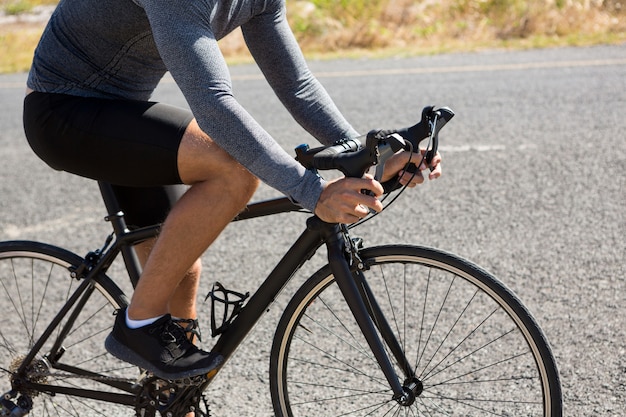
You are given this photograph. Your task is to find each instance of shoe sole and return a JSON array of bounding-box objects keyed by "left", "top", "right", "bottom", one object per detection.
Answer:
[{"left": 105, "top": 334, "right": 222, "bottom": 380}]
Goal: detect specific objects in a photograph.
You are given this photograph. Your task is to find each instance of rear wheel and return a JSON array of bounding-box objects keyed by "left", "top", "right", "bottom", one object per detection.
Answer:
[
  {"left": 270, "top": 245, "right": 562, "bottom": 416},
  {"left": 0, "top": 241, "right": 137, "bottom": 416}
]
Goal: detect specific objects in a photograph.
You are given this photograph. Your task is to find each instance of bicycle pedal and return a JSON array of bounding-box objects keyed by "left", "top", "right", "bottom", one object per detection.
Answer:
[{"left": 205, "top": 282, "right": 249, "bottom": 337}]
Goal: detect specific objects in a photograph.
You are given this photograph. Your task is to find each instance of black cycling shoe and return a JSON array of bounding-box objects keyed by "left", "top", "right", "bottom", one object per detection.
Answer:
[
  {"left": 105, "top": 307, "right": 222, "bottom": 380},
  {"left": 173, "top": 317, "right": 202, "bottom": 343}
]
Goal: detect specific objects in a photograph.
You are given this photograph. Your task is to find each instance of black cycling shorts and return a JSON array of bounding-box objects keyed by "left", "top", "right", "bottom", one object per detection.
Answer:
[{"left": 23, "top": 92, "right": 194, "bottom": 228}]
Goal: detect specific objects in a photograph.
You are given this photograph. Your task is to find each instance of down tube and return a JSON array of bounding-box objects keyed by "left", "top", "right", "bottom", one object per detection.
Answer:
[{"left": 209, "top": 224, "right": 323, "bottom": 364}]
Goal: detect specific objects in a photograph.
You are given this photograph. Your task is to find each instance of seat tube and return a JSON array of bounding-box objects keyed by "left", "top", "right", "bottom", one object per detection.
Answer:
[
  {"left": 98, "top": 181, "right": 143, "bottom": 287},
  {"left": 319, "top": 221, "right": 406, "bottom": 400}
]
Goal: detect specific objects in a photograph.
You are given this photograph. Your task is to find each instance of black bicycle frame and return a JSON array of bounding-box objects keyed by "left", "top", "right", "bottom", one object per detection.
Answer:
[
  {"left": 17, "top": 182, "right": 413, "bottom": 406},
  {"left": 208, "top": 202, "right": 412, "bottom": 399}
]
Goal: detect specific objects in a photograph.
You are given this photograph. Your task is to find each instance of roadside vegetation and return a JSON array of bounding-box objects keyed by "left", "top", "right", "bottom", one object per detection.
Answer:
[{"left": 1, "top": 0, "right": 625, "bottom": 72}]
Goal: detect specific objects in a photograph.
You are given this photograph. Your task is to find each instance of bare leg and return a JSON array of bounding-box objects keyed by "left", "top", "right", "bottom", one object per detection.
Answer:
[
  {"left": 133, "top": 239, "right": 201, "bottom": 321},
  {"left": 127, "top": 119, "right": 259, "bottom": 320}
]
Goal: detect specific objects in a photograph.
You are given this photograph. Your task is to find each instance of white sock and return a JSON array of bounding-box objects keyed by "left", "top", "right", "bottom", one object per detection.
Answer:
[{"left": 125, "top": 309, "right": 164, "bottom": 329}]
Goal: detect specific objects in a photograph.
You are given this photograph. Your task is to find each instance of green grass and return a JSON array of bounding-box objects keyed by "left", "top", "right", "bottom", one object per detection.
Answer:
[
  {"left": 1, "top": 0, "right": 625, "bottom": 73},
  {"left": 289, "top": 0, "right": 625, "bottom": 52},
  {"left": 1, "top": 0, "right": 56, "bottom": 14},
  {"left": 4, "top": 1, "right": 33, "bottom": 15},
  {"left": 0, "top": 29, "right": 43, "bottom": 73}
]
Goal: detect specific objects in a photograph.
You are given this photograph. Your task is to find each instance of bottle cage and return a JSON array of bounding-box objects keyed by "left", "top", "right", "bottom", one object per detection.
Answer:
[{"left": 205, "top": 282, "right": 250, "bottom": 337}]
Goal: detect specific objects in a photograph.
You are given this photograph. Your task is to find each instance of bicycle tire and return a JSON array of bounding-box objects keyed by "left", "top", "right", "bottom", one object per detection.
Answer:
[
  {"left": 270, "top": 244, "right": 562, "bottom": 416},
  {"left": 0, "top": 240, "right": 138, "bottom": 416}
]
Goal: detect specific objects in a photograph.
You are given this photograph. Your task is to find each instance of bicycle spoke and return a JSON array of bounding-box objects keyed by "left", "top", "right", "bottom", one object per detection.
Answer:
[
  {"left": 430, "top": 350, "right": 532, "bottom": 387},
  {"left": 291, "top": 334, "right": 388, "bottom": 388},
  {"left": 419, "top": 307, "right": 501, "bottom": 381},
  {"left": 1, "top": 260, "right": 28, "bottom": 339},
  {"left": 304, "top": 296, "right": 376, "bottom": 363},
  {"left": 32, "top": 260, "right": 55, "bottom": 348},
  {"left": 289, "top": 384, "right": 389, "bottom": 406},
  {"left": 416, "top": 274, "right": 456, "bottom": 373},
  {"left": 272, "top": 246, "right": 560, "bottom": 416},
  {"left": 422, "top": 390, "right": 540, "bottom": 416},
  {"left": 0, "top": 246, "right": 135, "bottom": 416},
  {"left": 415, "top": 267, "right": 431, "bottom": 375},
  {"left": 416, "top": 288, "right": 480, "bottom": 378}
]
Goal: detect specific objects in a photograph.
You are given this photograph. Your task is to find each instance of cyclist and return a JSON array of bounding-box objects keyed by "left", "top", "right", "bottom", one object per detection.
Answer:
[{"left": 23, "top": 0, "right": 442, "bottom": 380}]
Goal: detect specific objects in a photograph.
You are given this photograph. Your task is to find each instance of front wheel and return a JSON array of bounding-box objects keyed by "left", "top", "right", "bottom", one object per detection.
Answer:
[{"left": 270, "top": 245, "right": 562, "bottom": 416}]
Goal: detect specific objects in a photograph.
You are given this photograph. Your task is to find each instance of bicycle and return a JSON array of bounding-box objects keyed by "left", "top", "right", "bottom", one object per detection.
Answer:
[{"left": 0, "top": 105, "right": 562, "bottom": 417}]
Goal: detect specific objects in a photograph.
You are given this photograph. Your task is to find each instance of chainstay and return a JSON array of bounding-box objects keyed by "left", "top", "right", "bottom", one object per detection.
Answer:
[{"left": 22, "top": 369, "right": 208, "bottom": 387}]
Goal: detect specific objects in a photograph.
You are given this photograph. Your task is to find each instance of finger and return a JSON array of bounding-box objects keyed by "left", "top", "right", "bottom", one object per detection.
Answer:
[
  {"left": 398, "top": 169, "right": 424, "bottom": 187},
  {"left": 355, "top": 175, "right": 384, "bottom": 197},
  {"left": 427, "top": 151, "right": 442, "bottom": 179},
  {"left": 316, "top": 202, "right": 362, "bottom": 224},
  {"left": 360, "top": 193, "right": 383, "bottom": 213},
  {"left": 355, "top": 203, "right": 370, "bottom": 218},
  {"left": 352, "top": 179, "right": 383, "bottom": 214},
  {"left": 423, "top": 150, "right": 441, "bottom": 166},
  {"left": 331, "top": 204, "right": 370, "bottom": 224},
  {"left": 349, "top": 215, "right": 362, "bottom": 223},
  {"left": 344, "top": 213, "right": 364, "bottom": 224},
  {"left": 316, "top": 177, "right": 383, "bottom": 222},
  {"left": 381, "top": 151, "right": 421, "bottom": 182},
  {"left": 428, "top": 162, "right": 442, "bottom": 180}
]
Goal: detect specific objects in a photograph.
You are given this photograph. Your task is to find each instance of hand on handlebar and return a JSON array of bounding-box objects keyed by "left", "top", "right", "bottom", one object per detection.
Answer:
[
  {"left": 315, "top": 174, "right": 384, "bottom": 224},
  {"left": 381, "top": 149, "right": 442, "bottom": 187}
]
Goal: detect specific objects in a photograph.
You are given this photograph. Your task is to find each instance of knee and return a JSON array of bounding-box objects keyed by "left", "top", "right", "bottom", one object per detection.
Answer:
[
  {"left": 235, "top": 168, "right": 260, "bottom": 200},
  {"left": 178, "top": 120, "right": 261, "bottom": 189},
  {"left": 222, "top": 167, "right": 259, "bottom": 213}
]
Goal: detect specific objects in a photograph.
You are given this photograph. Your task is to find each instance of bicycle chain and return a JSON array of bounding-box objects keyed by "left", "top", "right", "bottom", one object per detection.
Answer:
[
  {"left": 11, "top": 355, "right": 206, "bottom": 387},
  {"left": 21, "top": 369, "right": 206, "bottom": 389},
  {"left": 10, "top": 366, "right": 210, "bottom": 416},
  {"left": 10, "top": 355, "right": 208, "bottom": 413},
  {"left": 12, "top": 362, "right": 135, "bottom": 386}
]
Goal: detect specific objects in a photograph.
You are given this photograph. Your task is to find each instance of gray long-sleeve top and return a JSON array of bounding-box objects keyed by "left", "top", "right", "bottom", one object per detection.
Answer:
[{"left": 27, "top": 0, "right": 359, "bottom": 212}]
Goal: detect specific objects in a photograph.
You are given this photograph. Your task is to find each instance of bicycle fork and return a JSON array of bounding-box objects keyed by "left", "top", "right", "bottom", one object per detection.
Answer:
[{"left": 315, "top": 219, "right": 421, "bottom": 406}]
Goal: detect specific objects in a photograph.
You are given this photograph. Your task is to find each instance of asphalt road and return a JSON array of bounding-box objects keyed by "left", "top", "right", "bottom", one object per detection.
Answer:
[{"left": 0, "top": 44, "right": 625, "bottom": 416}]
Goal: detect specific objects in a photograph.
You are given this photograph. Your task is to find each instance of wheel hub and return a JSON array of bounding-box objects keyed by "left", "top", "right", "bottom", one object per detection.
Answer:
[{"left": 396, "top": 377, "right": 423, "bottom": 406}]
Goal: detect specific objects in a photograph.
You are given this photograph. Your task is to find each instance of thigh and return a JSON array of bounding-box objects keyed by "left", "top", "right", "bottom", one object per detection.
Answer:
[
  {"left": 23, "top": 92, "right": 194, "bottom": 186},
  {"left": 176, "top": 118, "right": 255, "bottom": 185}
]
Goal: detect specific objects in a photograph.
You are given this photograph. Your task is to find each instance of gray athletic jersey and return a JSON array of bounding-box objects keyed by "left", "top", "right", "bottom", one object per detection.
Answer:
[{"left": 27, "top": 0, "right": 359, "bottom": 211}]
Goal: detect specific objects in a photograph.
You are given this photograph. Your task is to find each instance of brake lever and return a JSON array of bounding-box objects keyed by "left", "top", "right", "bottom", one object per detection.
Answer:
[
  {"left": 424, "top": 106, "right": 454, "bottom": 169},
  {"left": 372, "top": 132, "right": 409, "bottom": 182},
  {"left": 396, "top": 108, "right": 440, "bottom": 175},
  {"left": 358, "top": 131, "right": 409, "bottom": 206},
  {"left": 425, "top": 112, "right": 439, "bottom": 169},
  {"left": 375, "top": 105, "right": 454, "bottom": 193}
]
